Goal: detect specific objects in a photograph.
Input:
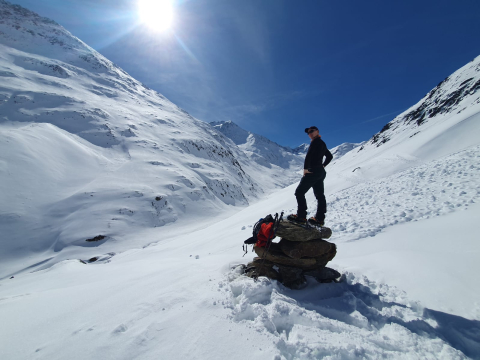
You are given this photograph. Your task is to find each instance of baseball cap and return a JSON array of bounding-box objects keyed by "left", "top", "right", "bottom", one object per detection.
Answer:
[{"left": 304, "top": 126, "right": 318, "bottom": 133}]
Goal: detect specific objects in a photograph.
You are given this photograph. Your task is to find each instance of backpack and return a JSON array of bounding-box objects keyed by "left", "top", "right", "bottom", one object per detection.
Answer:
[
  {"left": 243, "top": 213, "right": 283, "bottom": 256},
  {"left": 244, "top": 214, "right": 275, "bottom": 246}
]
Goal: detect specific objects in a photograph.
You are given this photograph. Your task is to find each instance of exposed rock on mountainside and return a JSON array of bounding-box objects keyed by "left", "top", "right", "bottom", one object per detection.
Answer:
[{"left": 364, "top": 56, "right": 480, "bottom": 150}]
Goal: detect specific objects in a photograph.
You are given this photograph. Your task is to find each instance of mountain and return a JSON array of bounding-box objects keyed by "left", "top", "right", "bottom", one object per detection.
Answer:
[
  {"left": 361, "top": 55, "right": 480, "bottom": 156},
  {"left": 292, "top": 143, "right": 309, "bottom": 155},
  {"left": 329, "top": 142, "right": 364, "bottom": 161},
  {"left": 210, "top": 120, "right": 303, "bottom": 170},
  {"left": 0, "top": 1, "right": 299, "bottom": 276},
  {"left": 325, "top": 55, "right": 480, "bottom": 188}
]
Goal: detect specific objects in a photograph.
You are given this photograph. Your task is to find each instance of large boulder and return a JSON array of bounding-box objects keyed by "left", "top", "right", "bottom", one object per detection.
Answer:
[
  {"left": 254, "top": 245, "right": 316, "bottom": 269},
  {"left": 304, "top": 267, "right": 342, "bottom": 283},
  {"left": 314, "top": 250, "right": 337, "bottom": 268},
  {"left": 245, "top": 258, "right": 306, "bottom": 289},
  {"left": 244, "top": 258, "right": 281, "bottom": 281},
  {"left": 279, "top": 238, "right": 336, "bottom": 259},
  {"left": 275, "top": 220, "right": 332, "bottom": 241}
]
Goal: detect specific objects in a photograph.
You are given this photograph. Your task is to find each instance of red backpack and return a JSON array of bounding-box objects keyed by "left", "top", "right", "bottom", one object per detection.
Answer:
[
  {"left": 243, "top": 213, "right": 282, "bottom": 255},
  {"left": 255, "top": 222, "right": 275, "bottom": 247}
]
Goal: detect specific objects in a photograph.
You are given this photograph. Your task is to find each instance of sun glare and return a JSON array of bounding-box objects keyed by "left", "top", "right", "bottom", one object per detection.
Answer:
[{"left": 138, "top": 0, "right": 174, "bottom": 32}]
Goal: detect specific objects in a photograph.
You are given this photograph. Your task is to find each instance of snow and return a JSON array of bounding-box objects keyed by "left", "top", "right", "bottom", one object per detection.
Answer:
[
  {"left": 329, "top": 141, "right": 364, "bottom": 163},
  {"left": 1, "top": 173, "right": 479, "bottom": 359},
  {"left": 336, "top": 201, "right": 480, "bottom": 321},
  {"left": 1, "top": 1, "right": 480, "bottom": 359}
]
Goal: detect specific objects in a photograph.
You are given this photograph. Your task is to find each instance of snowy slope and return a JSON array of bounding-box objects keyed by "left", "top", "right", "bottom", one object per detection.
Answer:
[{"left": 0, "top": 1, "right": 300, "bottom": 277}]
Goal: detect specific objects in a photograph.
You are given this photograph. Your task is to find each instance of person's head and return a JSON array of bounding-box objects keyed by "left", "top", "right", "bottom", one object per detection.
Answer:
[{"left": 305, "top": 126, "right": 319, "bottom": 140}]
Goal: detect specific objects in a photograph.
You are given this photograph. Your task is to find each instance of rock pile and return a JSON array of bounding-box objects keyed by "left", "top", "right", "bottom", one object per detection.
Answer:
[{"left": 244, "top": 220, "right": 339, "bottom": 289}]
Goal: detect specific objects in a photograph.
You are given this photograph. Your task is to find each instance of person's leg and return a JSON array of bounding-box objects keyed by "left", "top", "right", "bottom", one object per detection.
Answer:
[
  {"left": 312, "top": 169, "right": 327, "bottom": 221},
  {"left": 294, "top": 174, "right": 317, "bottom": 219}
]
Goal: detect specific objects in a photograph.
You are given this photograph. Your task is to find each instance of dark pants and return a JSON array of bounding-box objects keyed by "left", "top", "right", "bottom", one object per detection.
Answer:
[{"left": 294, "top": 168, "right": 327, "bottom": 220}]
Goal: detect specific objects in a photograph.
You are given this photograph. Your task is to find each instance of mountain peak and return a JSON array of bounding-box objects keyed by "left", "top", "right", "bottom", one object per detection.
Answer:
[
  {"left": 210, "top": 120, "right": 250, "bottom": 145},
  {"left": 210, "top": 120, "right": 303, "bottom": 169},
  {"left": 0, "top": 0, "right": 58, "bottom": 25}
]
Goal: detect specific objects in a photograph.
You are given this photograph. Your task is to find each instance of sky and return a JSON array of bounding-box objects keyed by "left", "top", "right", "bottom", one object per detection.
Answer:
[{"left": 9, "top": 0, "right": 480, "bottom": 148}]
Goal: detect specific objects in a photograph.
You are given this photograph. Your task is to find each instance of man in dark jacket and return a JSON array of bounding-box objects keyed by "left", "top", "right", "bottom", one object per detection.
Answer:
[{"left": 288, "top": 126, "right": 333, "bottom": 226}]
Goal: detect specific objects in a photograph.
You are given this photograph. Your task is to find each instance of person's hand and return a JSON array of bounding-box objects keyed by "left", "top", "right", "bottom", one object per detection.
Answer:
[{"left": 303, "top": 169, "right": 312, "bottom": 175}]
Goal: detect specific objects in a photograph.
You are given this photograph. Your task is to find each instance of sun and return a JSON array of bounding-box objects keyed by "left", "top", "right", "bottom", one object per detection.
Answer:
[{"left": 138, "top": 0, "right": 174, "bottom": 32}]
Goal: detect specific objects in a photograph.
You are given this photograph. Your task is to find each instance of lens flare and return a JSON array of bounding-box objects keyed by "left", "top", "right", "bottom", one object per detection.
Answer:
[{"left": 138, "top": 0, "right": 174, "bottom": 32}]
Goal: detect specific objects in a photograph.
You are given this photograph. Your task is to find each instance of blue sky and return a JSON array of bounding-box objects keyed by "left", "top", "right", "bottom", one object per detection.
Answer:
[{"left": 11, "top": 0, "right": 480, "bottom": 148}]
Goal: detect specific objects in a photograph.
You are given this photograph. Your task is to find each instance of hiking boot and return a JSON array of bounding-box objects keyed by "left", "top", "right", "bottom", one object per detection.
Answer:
[
  {"left": 308, "top": 217, "right": 324, "bottom": 227},
  {"left": 287, "top": 214, "right": 307, "bottom": 225}
]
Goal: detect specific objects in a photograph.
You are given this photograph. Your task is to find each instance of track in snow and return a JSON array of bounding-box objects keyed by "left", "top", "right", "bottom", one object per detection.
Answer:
[{"left": 319, "top": 145, "right": 479, "bottom": 243}]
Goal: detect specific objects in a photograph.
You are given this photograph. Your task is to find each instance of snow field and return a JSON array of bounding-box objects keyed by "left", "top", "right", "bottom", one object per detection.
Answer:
[
  {"left": 325, "top": 144, "right": 480, "bottom": 242},
  {"left": 334, "top": 201, "right": 480, "bottom": 321},
  {"left": 2, "top": 178, "right": 479, "bottom": 360},
  {"left": 1, "top": 142, "right": 479, "bottom": 359}
]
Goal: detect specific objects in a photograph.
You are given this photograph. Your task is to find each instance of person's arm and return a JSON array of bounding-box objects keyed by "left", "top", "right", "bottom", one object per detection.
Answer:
[{"left": 323, "top": 148, "right": 333, "bottom": 167}]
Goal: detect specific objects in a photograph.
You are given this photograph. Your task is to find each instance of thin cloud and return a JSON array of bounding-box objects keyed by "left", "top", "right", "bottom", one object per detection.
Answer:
[
  {"left": 359, "top": 108, "right": 407, "bottom": 124},
  {"left": 220, "top": 90, "right": 310, "bottom": 119},
  {"left": 323, "top": 108, "right": 407, "bottom": 136}
]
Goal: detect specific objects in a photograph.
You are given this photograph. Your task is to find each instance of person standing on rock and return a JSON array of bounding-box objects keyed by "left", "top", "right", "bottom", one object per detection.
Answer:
[{"left": 288, "top": 126, "right": 333, "bottom": 226}]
